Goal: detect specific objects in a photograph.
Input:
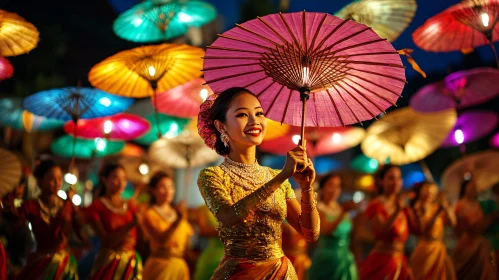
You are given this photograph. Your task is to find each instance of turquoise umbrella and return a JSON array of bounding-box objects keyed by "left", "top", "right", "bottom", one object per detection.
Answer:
[
  {"left": 0, "top": 98, "right": 64, "bottom": 131},
  {"left": 51, "top": 135, "right": 125, "bottom": 159},
  {"left": 351, "top": 154, "right": 379, "bottom": 174},
  {"left": 135, "top": 113, "right": 189, "bottom": 145},
  {"left": 113, "top": 0, "right": 217, "bottom": 43}
]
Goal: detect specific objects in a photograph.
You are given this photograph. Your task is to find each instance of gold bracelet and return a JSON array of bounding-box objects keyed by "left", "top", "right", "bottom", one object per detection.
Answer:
[
  {"left": 301, "top": 198, "right": 317, "bottom": 214},
  {"left": 301, "top": 187, "right": 313, "bottom": 193}
]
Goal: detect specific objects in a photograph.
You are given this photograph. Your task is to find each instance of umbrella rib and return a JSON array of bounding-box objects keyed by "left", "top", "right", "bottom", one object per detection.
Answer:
[
  {"left": 302, "top": 10, "right": 308, "bottom": 54},
  {"left": 344, "top": 77, "right": 395, "bottom": 106},
  {"left": 346, "top": 67, "right": 406, "bottom": 83},
  {"left": 256, "top": 81, "right": 277, "bottom": 98},
  {"left": 265, "top": 85, "right": 285, "bottom": 116},
  {"left": 336, "top": 82, "right": 377, "bottom": 119},
  {"left": 206, "top": 45, "right": 263, "bottom": 54},
  {"left": 280, "top": 88, "right": 294, "bottom": 124},
  {"left": 333, "top": 51, "right": 399, "bottom": 58},
  {"left": 339, "top": 80, "right": 384, "bottom": 117},
  {"left": 202, "top": 62, "right": 261, "bottom": 71},
  {"left": 216, "top": 34, "right": 272, "bottom": 50},
  {"left": 202, "top": 56, "right": 261, "bottom": 60},
  {"left": 309, "top": 13, "right": 328, "bottom": 52},
  {"left": 325, "top": 88, "right": 345, "bottom": 127},
  {"left": 235, "top": 24, "right": 283, "bottom": 47},
  {"left": 241, "top": 75, "right": 270, "bottom": 89},
  {"left": 256, "top": 16, "right": 289, "bottom": 44},
  {"left": 339, "top": 60, "right": 406, "bottom": 68},
  {"left": 279, "top": 12, "right": 304, "bottom": 54},
  {"left": 204, "top": 69, "right": 266, "bottom": 84},
  {"left": 323, "top": 38, "right": 388, "bottom": 56},
  {"left": 312, "top": 19, "right": 350, "bottom": 53},
  {"left": 331, "top": 83, "right": 363, "bottom": 125},
  {"left": 318, "top": 26, "right": 372, "bottom": 56}
]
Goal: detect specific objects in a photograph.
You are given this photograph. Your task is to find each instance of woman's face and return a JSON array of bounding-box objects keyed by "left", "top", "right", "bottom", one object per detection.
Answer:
[
  {"left": 419, "top": 183, "right": 438, "bottom": 203},
  {"left": 321, "top": 176, "right": 342, "bottom": 203},
  {"left": 221, "top": 93, "right": 267, "bottom": 149},
  {"left": 464, "top": 180, "right": 478, "bottom": 199},
  {"left": 382, "top": 167, "right": 403, "bottom": 195},
  {"left": 152, "top": 177, "right": 175, "bottom": 205},
  {"left": 38, "top": 167, "right": 62, "bottom": 195},
  {"left": 102, "top": 167, "right": 127, "bottom": 196}
]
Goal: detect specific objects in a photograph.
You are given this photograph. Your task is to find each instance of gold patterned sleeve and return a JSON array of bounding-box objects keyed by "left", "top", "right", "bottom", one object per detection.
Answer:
[
  {"left": 283, "top": 179, "right": 296, "bottom": 200},
  {"left": 197, "top": 167, "right": 233, "bottom": 215}
]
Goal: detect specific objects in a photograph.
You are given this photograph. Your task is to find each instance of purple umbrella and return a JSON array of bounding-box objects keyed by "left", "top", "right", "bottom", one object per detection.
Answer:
[
  {"left": 410, "top": 68, "right": 499, "bottom": 113},
  {"left": 441, "top": 110, "right": 499, "bottom": 148}
]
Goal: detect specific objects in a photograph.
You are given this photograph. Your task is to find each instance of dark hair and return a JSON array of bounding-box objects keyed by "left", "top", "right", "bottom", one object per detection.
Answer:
[
  {"left": 210, "top": 87, "right": 257, "bottom": 155},
  {"left": 97, "top": 163, "right": 125, "bottom": 197},
  {"left": 410, "top": 180, "right": 431, "bottom": 207},
  {"left": 459, "top": 178, "right": 472, "bottom": 199},
  {"left": 18, "top": 175, "right": 28, "bottom": 186},
  {"left": 376, "top": 164, "right": 400, "bottom": 195},
  {"left": 148, "top": 171, "right": 171, "bottom": 205},
  {"left": 33, "top": 160, "right": 59, "bottom": 180},
  {"left": 492, "top": 182, "right": 499, "bottom": 194},
  {"left": 318, "top": 172, "right": 340, "bottom": 190}
]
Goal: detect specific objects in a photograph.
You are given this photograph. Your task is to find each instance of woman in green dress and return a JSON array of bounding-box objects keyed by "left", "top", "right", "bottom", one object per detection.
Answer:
[{"left": 309, "top": 173, "right": 358, "bottom": 280}]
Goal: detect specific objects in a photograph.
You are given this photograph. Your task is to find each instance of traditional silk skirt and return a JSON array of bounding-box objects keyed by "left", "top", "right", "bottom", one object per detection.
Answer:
[
  {"left": 453, "top": 235, "right": 496, "bottom": 280},
  {"left": 410, "top": 240, "right": 456, "bottom": 280},
  {"left": 360, "top": 250, "right": 413, "bottom": 280},
  {"left": 16, "top": 250, "right": 78, "bottom": 280},
  {"left": 211, "top": 255, "right": 298, "bottom": 280},
  {"left": 89, "top": 249, "right": 142, "bottom": 280},
  {"left": 143, "top": 256, "right": 190, "bottom": 280}
]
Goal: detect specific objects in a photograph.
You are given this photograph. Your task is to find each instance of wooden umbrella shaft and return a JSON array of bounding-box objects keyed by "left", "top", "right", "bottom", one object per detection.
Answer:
[
  {"left": 299, "top": 87, "right": 310, "bottom": 146},
  {"left": 418, "top": 160, "right": 435, "bottom": 183},
  {"left": 150, "top": 81, "right": 162, "bottom": 139}
]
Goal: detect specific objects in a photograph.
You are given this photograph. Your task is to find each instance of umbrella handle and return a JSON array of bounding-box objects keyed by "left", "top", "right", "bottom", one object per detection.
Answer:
[
  {"left": 418, "top": 160, "right": 435, "bottom": 183},
  {"left": 150, "top": 82, "right": 162, "bottom": 139},
  {"left": 299, "top": 88, "right": 310, "bottom": 146}
]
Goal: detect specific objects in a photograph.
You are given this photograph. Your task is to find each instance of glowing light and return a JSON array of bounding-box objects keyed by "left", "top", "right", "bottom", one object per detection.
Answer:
[
  {"left": 292, "top": 134, "right": 301, "bottom": 145},
  {"left": 302, "top": 67, "right": 310, "bottom": 86},
  {"left": 482, "top": 13, "right": 490, "bottom": 27},
  {"left": 178, "top": 12, "right": 192, "bottom": 22},
  {"left": 454, "top": 129, "right": 464, "bottom": 144},
  {"left": 121, "top": 119, "right": 130, "bottom": 129},
  {"left": 369, "top": 158, "right": 378, "bottom": 169},
  {"left": 99, "top": 97, "right": 111, "bottom": 107},
  {"left": 139, "top": 163, "right": 150, "bottom": 175},
  {"left": 200, "top": 88, "right": 209, "bottom": 101},
  {"left": 132, "top": 18, "right": 143, "bottom": 27},
  {"left": 72, "top": 194, "right": 82, "bottom": 206},
  {"left": 95, "top": 138, "right": 107, "bottom": 151},
  {"left": 148, "top": 65, "right": 156, "bottom": 77},
  {"left": 57, "top": 190, "right": 67, "bottom": 200},
  {"left": 464, "top": 172, "right": 472, "bottom": 180},
  {"left": 164, "top": 131, "right": 176, "bottom": 139},
  {"left": 28, "top": 222, "right": 32, "bottom": 231},
  {"left": 332, "top": 133, "right": 341, "bottom": 144},
  {"left": 353, "top": 191, "right": 365, "bottom": 203},
  {"left": 359, "top": 175, "right": 374, "bottom": 190},
  {"left": 103, "top": 120, "right": 113, "bottom": 134},
  {"left": 169, "top": 122, "right": 179, "bottom": 132},
  {"left": 64, "top": 173, "right": 77, "bottom": 185}
]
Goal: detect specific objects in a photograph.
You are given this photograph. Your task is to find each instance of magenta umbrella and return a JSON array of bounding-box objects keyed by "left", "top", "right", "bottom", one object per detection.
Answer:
[
  {"left": 153, "top": 77, "right": 214, "bottom": 118},
  {"left": 491, "top": 131, "right": 499, "bottom": 148},
  {"left": 410, "top": 67, "right": 499, "bottom": 113},
  {"left": 203, "top": 11, "right": 406, "bottom": 141},
  {"left": 63, "top": 113, "right": 150, "bottom": 141},
  {"left": 442, "top": 110, "right": 499, "bottom": 148},
  {"left": 0, "top": 57, "right": 13, "bottom": 81}
]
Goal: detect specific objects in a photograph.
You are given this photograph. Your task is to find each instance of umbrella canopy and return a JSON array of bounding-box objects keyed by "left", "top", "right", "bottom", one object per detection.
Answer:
[
  {"left": 0, "top": 98, "right": 64, "bottom": 131},
  {"left": 0, "top": 148, "right": 22, "bottom": 197},
  {"left": 441, "top": 110, "right": 499, "bottom": 147},
  {"left": 351, "top": 154, "right": 379, "bottom": 174},
  {"left": 126, "top": 98, "right": 154, "bottom": 117},
  {"left": 148, "top": 130, "right": 220, "bottom": 168},
  {"left": 22, "top": 87, "right": 134, "bottom": 121},
  {"left": 113, "top": 0, "right": 217, "bottom": 43},
  {"left": 64, "top": 113, "right": 150, "bottom": 141},
  {"left": 259, "top": 126, "right": 365, "bottom": 157},
  {"left": 491, "top": 131, "right": 499, "bottom": 147},
  {"left": 119, "top": 143, "right": 146, "bottom": 157},
  {"left": 335, "top": 0, "right": 417, "bottom": 42},
  {"left": 0, "top": 10, "right": 39, "bottom": 57},
  {"left": 51, "top": 135, "right": 125, "bottom": 159},
  {"left": 410, "top": 67, "right": 499, "bottom": 112},
  {"left": 442, "top": 150, "right": 499, "bottom": 201},
  {"left": 110, "top": 155, "right": 163, "bottom": 185},
  {"left": 361, "top": 108, "right": 457, "bottom": 165},
  {"left": 135, "top": 113, "right": 189, "bottom": 145},
  {"left": 154, "top": 77, "right": 213, "bottom": 118},
  {"left": 0, "top": 57, "right": 13, "bottom": 81},
  {"left": 412, "top": 0, "right": 499, "bottom": 64},
  {"left": 88, "top": 43, "right": 204, "bottom": 97},
  {"left": 203, "top": 11, "right": 406, "bottom": 132}
]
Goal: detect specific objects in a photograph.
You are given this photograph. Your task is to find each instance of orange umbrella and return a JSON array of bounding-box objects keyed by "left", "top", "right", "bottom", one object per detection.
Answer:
[{"left": 0, "top": 10, "right": 39, "bottom": 57}]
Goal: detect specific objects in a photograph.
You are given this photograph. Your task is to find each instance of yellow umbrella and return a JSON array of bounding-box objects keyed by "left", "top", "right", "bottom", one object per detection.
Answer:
[
  {"left": 89, "top": 43, "right": 204, "bottom": 97},
  {"left": 89, "top": 43, "right": 204, "bottom": 137},
  {"left": 442, "top": 150, "right": 499, "bottom": 202},
  {"left": 361, "top": 108, "right": 457, "bottom": 166},
  {"left": 335, "top": 0, "right": 417, "bottom": 42},
  {"left": 0, "top": 10, "right": 39, "bottom": 56},
  {"left": 0, "top": 148, "right": 22, "bottom": 197}
]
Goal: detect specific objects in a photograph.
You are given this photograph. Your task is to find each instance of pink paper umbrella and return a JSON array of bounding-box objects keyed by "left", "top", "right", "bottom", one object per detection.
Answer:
[
  {"left": 203, "top": 11, "right": 406, "bottom": 142},
  {"left": 64, "top": 113, "right": 150, "bottom": 141},
  {"left": 491, "top": 131, "right": 499, "bottom": 147},
  {"left": 442, "top": 110, "right": 499, "bottom": 148},
  {"left": 259, "top": 126, "right": 365, "bottom": 157},
  {"left": 410, "top": 67, "right": 499, "bottom": 113},
  {"left": 153, "top": 77, "right": 213, "bottom": 118},
  {"left": 0, "top": 57, "right": 13, "bottom": 81}
]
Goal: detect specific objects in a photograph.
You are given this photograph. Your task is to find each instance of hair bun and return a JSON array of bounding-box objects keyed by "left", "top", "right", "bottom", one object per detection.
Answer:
[{"left": 198, "top": 93, "right": 220, "bottom": 151}]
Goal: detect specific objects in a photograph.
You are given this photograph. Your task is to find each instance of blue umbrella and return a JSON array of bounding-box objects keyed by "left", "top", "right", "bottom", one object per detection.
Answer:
[
  {"left": 400, "top": 164, "right": 432, "bottom": 189},
  {"left": 22, "top": 87, "right": 134, "bottom": 122},
  {"left": 0, "top": 98, "right": 64, "bottom": 131}
]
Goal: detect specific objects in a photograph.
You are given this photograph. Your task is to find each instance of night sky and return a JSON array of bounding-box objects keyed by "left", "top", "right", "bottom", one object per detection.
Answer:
[{"left": 1, "top": 0, "right": 498, "bottom": 180}]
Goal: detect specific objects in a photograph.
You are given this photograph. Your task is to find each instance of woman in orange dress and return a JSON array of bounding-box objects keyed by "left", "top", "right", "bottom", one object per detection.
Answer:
[
  {"left": 453, "top": 178, "right": 497, "bottom": 280},
  {"left": 85, "top": 163, "right": 142, "bottom": 279},
  {"left": 359, "top": 164, "right": 413, "bottom": 280},
  {"left": 141, "top": 171, "right": 193, "bottom": 280},
  {"left": 406, "top": 181, "right": 456, "bottom": 280}
]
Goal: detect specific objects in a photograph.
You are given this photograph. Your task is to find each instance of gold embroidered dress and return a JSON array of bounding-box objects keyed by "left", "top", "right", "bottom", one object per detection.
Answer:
[{"left": 198, "top": 158, "right": 298, "bottom": 279}]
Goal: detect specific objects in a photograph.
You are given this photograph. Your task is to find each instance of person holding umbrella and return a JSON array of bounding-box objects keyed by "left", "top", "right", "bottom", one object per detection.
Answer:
[{"left": 197, "top": 87, "right": 319, "bottom": 279}]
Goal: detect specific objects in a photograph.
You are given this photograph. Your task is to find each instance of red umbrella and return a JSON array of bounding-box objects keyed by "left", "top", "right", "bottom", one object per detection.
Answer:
[
  {"left": 441, "top": 110, "right": 499, "bottom": 148},
  {"left": 203, "top": 11, "right": 406, "bottom": 142},
  {"left": 153, "top": 77, "right": 213, "bottom": 118},
  {"left": 64, "top": 113, "right": 150, "bottom": 141},
  {"left": 258, "top": 126, "right": 365, "bottom": 157},
  {"left": 410, "top": 67, "right": 499, "bottom": 112},
  {"left": 412, "top": 0, "right": 499, "bottom": 66},
  {"left": 0, "top": 57, "right": 13, "bottom": 81}
]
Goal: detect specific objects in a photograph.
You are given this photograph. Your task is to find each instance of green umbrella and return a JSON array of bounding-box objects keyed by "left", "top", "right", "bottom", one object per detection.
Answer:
[
  {"left": 51, "top": 135, "right": 125, "bottom": 159},
  {"left": 351, "top": 154, "right": 379, "bottom": 174},
  {"left": 135, "top": 113, "right": 189, "bottom": 145},
  {"left": 113, "top": 0, "right": 217, "bottom": 43}
]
